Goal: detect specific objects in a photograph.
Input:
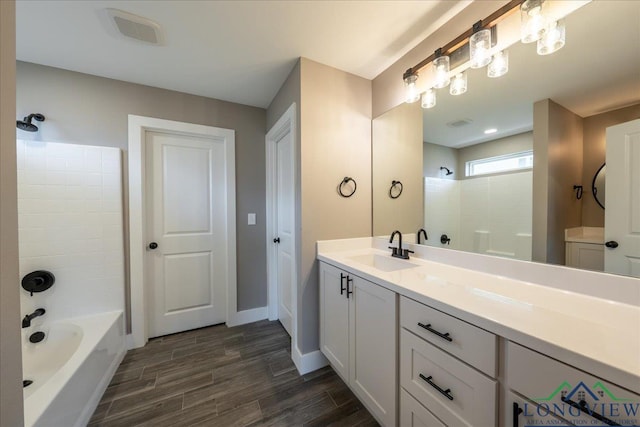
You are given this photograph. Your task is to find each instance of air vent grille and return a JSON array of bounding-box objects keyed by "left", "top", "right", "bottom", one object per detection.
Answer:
[
  {"left": 447, "top": 119, "right": 473, "bottom": 128},
  {"left": 107, "top": 9, "right": 163, "bottom": 46}
]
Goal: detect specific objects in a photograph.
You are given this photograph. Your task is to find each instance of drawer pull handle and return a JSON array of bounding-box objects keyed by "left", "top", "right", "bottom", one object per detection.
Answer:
[
  {"left": 419, "top": 373, "right": 453, "bottom": 401},
  {"left": 560, "top": 396, "right": 621, "bottom": 426},
  {"left": 340, "top": 273, "right": 347, "bottom": 295},
  {"left": 346, "top": 276, "right": 353, "bottom": 298},
  {"left": 417, "top": 322, "right": 453, "bottom": 342},
  {"left": 513, "top": 402, "right": 523, "bottom": 427}
]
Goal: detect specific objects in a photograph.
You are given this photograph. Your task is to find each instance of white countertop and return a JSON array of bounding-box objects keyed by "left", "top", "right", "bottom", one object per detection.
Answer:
[
  {"left": 565, "top": 226, "right": 605, "bottom": 244},
  {"left": 317, "top": 239, "right": 640, "bottom": 395}
]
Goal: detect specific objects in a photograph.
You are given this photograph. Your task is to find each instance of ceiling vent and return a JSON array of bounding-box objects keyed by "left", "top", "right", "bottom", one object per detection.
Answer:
[
  {"left": 106, "top": 9, "right": 164, "bottom": 46},
  {"left": 446, "top": 119, "right": 473, "bottom": 128}
]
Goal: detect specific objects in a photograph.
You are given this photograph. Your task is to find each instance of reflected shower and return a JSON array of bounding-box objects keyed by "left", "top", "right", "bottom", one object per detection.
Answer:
[{"left": 17, "top": 113, "right": 45, "bottom": 132}]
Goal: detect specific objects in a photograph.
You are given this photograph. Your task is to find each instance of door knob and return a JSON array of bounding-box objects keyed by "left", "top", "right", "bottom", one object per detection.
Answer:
[
  {"left": 148, "top": 242, "right": 158, "bottom": 250},
  {"left": 605, "top": 240, "right": 619, "bottom": 249},
  {"left": 273, "top": 237, "right": 280, "bottom": 244}
]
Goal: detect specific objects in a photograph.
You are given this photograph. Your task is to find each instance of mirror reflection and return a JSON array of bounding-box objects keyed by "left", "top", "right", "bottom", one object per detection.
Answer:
[
  {"left": 592, "top": 163, "right": 606, "bottom": 210},
  {"left": 372, "top": 1, "right": 640, "bottom": 277}
]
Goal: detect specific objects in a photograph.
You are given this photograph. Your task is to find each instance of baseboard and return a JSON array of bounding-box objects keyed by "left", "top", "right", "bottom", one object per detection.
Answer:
[
  {"left": 227, "top": 306, "right": 268, "bottom": 327},
  {"left": 292, "top": 345, "right": 328, "bottom": 375}
]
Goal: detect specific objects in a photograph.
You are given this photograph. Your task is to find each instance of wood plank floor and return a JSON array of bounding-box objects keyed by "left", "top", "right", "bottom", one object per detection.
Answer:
[{"left": 89, "top": 320, "right": 379, "bottom": 427}]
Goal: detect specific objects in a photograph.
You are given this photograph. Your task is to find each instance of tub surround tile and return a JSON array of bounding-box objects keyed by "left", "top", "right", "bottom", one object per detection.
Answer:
[{"left": 90, "top": 320, "right": 378, "bottom": 426}]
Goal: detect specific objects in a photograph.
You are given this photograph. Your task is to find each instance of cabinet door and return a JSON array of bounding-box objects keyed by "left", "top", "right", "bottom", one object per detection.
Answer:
[
  {"left": 319, "top": 262, "right": 350, "bottom": 381},
  {"left": 509, "top": 391, "right": 573, "bottom": 427},
  {"left": 350, "top": 275, "right": 397, "bottom": 427}
]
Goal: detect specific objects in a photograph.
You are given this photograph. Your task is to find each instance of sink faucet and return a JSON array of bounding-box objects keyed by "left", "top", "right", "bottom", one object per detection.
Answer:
[
  {"left": 22, "top": 308, "right": 45, "bottom": 328},
  {"left": 389, "top": 230, "right": 414, "bottom": 260},
  {"left": 417, "top": 228, "right": 428, "bottom": 244}
]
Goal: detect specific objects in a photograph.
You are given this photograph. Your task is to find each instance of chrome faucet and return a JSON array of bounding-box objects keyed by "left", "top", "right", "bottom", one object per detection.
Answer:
[
  {"left": 22, "top": 308, "right": 45, "bottom": 328},
  {"left": 389, "top": 230, "right": 414, "bottom": 260},
  {"left": 417, "top": 228, "right": 428, "bottom": 244}
]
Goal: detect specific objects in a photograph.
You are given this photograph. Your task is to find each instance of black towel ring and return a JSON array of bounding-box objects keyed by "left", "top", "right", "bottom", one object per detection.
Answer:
[
  {"left": 338, "top": 177, "right": 357, "bottom": 198},
  {"left": 389, "top": 180, "right": 403, "bottom": 199}
]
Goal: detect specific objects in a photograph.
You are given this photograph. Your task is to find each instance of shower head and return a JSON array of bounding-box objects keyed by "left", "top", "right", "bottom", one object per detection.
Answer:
[{"left": 16, "top": 113, "right": 45, "bottom": 132}]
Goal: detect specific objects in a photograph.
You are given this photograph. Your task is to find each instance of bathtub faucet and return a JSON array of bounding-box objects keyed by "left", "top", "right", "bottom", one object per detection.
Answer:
[{"left": 22, "top": 308, "right": 46, "bottom": 328}]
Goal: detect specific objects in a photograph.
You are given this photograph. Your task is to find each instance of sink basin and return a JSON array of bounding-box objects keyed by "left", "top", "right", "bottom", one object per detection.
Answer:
[{"left": 347, "top": 253, "right": 418, "bottom": 272}]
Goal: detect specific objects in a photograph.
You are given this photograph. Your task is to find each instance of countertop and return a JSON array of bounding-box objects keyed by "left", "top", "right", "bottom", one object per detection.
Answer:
[{"left": 317, "top": 240, "right": 640, "bottom": 395}]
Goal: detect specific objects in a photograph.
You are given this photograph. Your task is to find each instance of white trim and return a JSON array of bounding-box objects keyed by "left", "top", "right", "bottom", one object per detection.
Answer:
[
  {"left": 265, "top": 104, "right": 298, "bottom": 335},
  {"left": 227, "top": 306, "right": 268, "bottom": 327},
  {"left": 127, "top": 115, "right": 237, "bottom": 348},
  {"left": 292, "top": 346, "right": 328, "bottom": 376}
]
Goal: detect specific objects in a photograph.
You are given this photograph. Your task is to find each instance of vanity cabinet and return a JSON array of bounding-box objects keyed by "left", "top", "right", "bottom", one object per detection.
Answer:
[
  {"left": 319, "top": 262, "right": 397, "bottom": 426},
  {"left": 399, "top": 296, "right": 497, "bottom": 427}
]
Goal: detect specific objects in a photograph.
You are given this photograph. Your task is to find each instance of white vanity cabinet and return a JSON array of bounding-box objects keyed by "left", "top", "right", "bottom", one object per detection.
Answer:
[{"left": 319, "top": 262, "right": 397, "bottom": 426}]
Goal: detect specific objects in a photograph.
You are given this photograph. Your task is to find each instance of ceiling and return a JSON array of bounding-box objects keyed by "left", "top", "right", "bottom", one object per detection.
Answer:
[
  {"left": 423, "top": 0, "right": 640, "bottom": 148},
  {"left": 16, "top": 0, "right": 473, "bottom": 109}
]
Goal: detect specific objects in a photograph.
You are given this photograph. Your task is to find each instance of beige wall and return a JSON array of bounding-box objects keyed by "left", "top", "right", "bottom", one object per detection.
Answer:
[
  {"left": 424, "top": 142, "right": 458, "bottom": 179},
  {"left": 373, "top": 102, "right": 423, "bottom": 235},
  {"left": 533, "top": 99, "right": 583, "bottom": 265},
  {"left": 582, "top": 103, "right": 640, "bottom": 226},
  {"left": 0, "top": 1, "right": 24, "bottom": 425},
  {"left": 299, "top": 58, "right": 372, "bottom": 353},
  {"left": 16, "top": 62, "right": 268, "bottom": 313}
]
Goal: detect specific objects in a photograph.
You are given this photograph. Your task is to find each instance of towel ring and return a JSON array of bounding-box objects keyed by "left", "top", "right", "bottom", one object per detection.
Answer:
[
  {"left": 389, "top": 180, "right": 403, "bottom": 199},
  {"left": 338, "top": 177, "right": 357, "bottom": 198}
]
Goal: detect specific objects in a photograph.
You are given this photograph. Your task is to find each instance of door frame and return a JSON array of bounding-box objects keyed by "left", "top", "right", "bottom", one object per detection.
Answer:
[
  {"left": 265, "top": 103, "right": 298, "bottom": 339},
  {"left": 128, "top": 115, "right": 236, "bottom": 349}
]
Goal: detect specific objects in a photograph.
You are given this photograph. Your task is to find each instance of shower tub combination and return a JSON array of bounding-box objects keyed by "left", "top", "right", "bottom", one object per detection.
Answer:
[{"left": 22, "top": 311, "right": 126, "bottom": 427}]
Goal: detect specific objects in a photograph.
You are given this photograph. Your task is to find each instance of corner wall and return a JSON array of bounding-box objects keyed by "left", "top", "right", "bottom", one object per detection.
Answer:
[{"left": 0, "top": 1, "right": 25, "bottom": 425}]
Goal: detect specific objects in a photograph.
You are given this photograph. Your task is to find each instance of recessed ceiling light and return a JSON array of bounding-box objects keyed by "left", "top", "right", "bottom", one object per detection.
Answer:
[{"left": 484, "top": 128, "right": 498, "bottom": 134}]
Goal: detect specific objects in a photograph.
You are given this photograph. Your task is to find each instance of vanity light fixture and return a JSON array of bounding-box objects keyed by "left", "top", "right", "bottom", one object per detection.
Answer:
[
  {"left": 484, "top": 128, "right": 498, "bottom": 134},
  {"left": 488, "top": 50, "right": 509, "bottom": 78},
  {"left": 450, "top": 72, "right": 467, "bottom": 96},
  {"left": 537, "top": 20, "right": 565, "bottom": 55},
  {"left": 403, "top": 73, "right": 420, "bottom": 103},
  {"left": 432, "top": 49, "right": 451, "bottom": 89},
  {"left": 421, "top": 88, "right": 436, "bottom": 109},
  {"left": 520, "top": 0, "right": 549, "bottom": 43},
  {"left": 470, "top": 21, "right": 492, "bottom": 69}
]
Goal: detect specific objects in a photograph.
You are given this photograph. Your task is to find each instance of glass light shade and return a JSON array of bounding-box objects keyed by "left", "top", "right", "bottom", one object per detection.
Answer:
[
  {"left": 487, "top": 50, "right": 509, "bottom": 78},
  {"left": 421, "top": 89, "right": 436, "bottom": 109},
  {"left": 449, "top": 73, "right": 467, "bottom": 96},
  {"left": 537, "top": 20, "right": 566, "bottom": 55},
  {"left": 470, "top": 28, "right": 492, "bottom": 69},
  {"left": 521, "top": 0, "right": 548, "bottom": 43},
  {"left": 404, "top": 74, "right": 420, "bottom": 103},
  {"left": 432, "top": 55, "right": 451, "bottom": 89}
]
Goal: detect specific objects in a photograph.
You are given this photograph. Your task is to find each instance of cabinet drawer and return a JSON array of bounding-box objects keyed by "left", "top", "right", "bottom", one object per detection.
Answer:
[
  {"left": 401, "top": 296, "right": 497, "bottom": 377},
  {"left": 507, "top": 342, "right": 640, "bottom": 427},
  {"left": 508, "top": 391, "right": 572, "bottom": 427},
  {"left": 400, "top": 388, "right": 446, "bottom": 427},
  {"left": 401, "top": 329, "right": 497, "bottom": 427}
]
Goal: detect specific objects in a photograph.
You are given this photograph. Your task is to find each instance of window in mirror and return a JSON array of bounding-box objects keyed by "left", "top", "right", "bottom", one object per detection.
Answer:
[{"left": 466, "top": 150, "right": 533, "bottom": 177}]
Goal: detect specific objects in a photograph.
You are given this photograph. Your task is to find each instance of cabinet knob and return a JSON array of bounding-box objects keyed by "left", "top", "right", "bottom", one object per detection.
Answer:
[{"left": 273, "top": 237, "right": 281, "bottom": 244}]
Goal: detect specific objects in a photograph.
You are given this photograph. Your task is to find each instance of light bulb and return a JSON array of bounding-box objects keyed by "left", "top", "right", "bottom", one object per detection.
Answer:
[
  {"left": 521, "top": 0, "right": 548, "bottom": 43},
  {"left": 450, "top": 73, "right": 467, "bottom": 96},
  {"left": 470, "top": 28, "right": 492, "bottom": 69},
  {"left": 488, "top": 50, "right": 509, "bottom": 78},
  {"left": 404, "top": 74, "right": 420, "bottom": 103},
  {"left": 421, "top": 89, "right": 436, "bottom": 109},
  {"left": 433, "top": 55, "right": 450, "bottom": 89},
  {"left": 537, "top": 20, "right": 565, "bottom": 55}
]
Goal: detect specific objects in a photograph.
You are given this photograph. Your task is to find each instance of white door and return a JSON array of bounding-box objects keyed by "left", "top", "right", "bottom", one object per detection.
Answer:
[
  {"left": 275, "top": 129, "right": 295, "bottom": 335},
  {"left": 146, "top": 131, "right": 228, "bottom": 337},
  {"left": 605, "top": 119, "right": 640, "bottom": 278}
]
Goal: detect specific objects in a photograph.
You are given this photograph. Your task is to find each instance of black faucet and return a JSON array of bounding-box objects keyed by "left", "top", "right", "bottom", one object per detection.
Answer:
[
  {"left": 417, "top": 228, "right": 428, "bottom": 244},
  {"left": 389, "top": 230, "right": 414, "bottom": 260},
  {"left": 22, "top": 308, "right": 45, "bottom": 328}
]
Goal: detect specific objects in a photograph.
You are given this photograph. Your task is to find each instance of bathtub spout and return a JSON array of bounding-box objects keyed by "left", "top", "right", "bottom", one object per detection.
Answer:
[{"left": 22, "top": 308, "right": 46, "bottom": 328}]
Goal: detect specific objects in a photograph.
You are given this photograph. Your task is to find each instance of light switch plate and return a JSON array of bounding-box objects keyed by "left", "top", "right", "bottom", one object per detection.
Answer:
[{"left": 248, "top": 213, "right": 256, "bottom": 225}]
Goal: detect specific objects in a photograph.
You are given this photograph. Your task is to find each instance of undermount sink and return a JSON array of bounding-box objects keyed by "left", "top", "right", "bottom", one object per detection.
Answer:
[{"left": 347, "top": 253, "right": 418, "bottom": 272}]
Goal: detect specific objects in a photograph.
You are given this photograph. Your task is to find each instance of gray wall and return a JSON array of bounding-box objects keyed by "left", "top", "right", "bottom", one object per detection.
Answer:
[
  {"left": 17, "top": 61, "right": 268, "bottom": 312},
  {"left": 1, "top": 1, "right": 24, "bottom": 425},
  {"left": 424, "top": 142, "right": 458, "bottom": 179}
]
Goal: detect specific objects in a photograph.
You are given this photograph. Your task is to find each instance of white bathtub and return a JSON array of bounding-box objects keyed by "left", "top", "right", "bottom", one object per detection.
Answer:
[{"left": 23, "top": 311, "right": 126, "bottom": 427}]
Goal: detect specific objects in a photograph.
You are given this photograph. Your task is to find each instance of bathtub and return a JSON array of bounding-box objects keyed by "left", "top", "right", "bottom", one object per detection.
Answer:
[{"left": 23, "top": 311, "right": 126, "bottom": 427}]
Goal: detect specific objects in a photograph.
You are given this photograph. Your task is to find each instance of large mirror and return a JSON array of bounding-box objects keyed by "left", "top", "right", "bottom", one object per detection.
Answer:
[{"left": 372, "top": 1, "right": 640, "bottom": 277}]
